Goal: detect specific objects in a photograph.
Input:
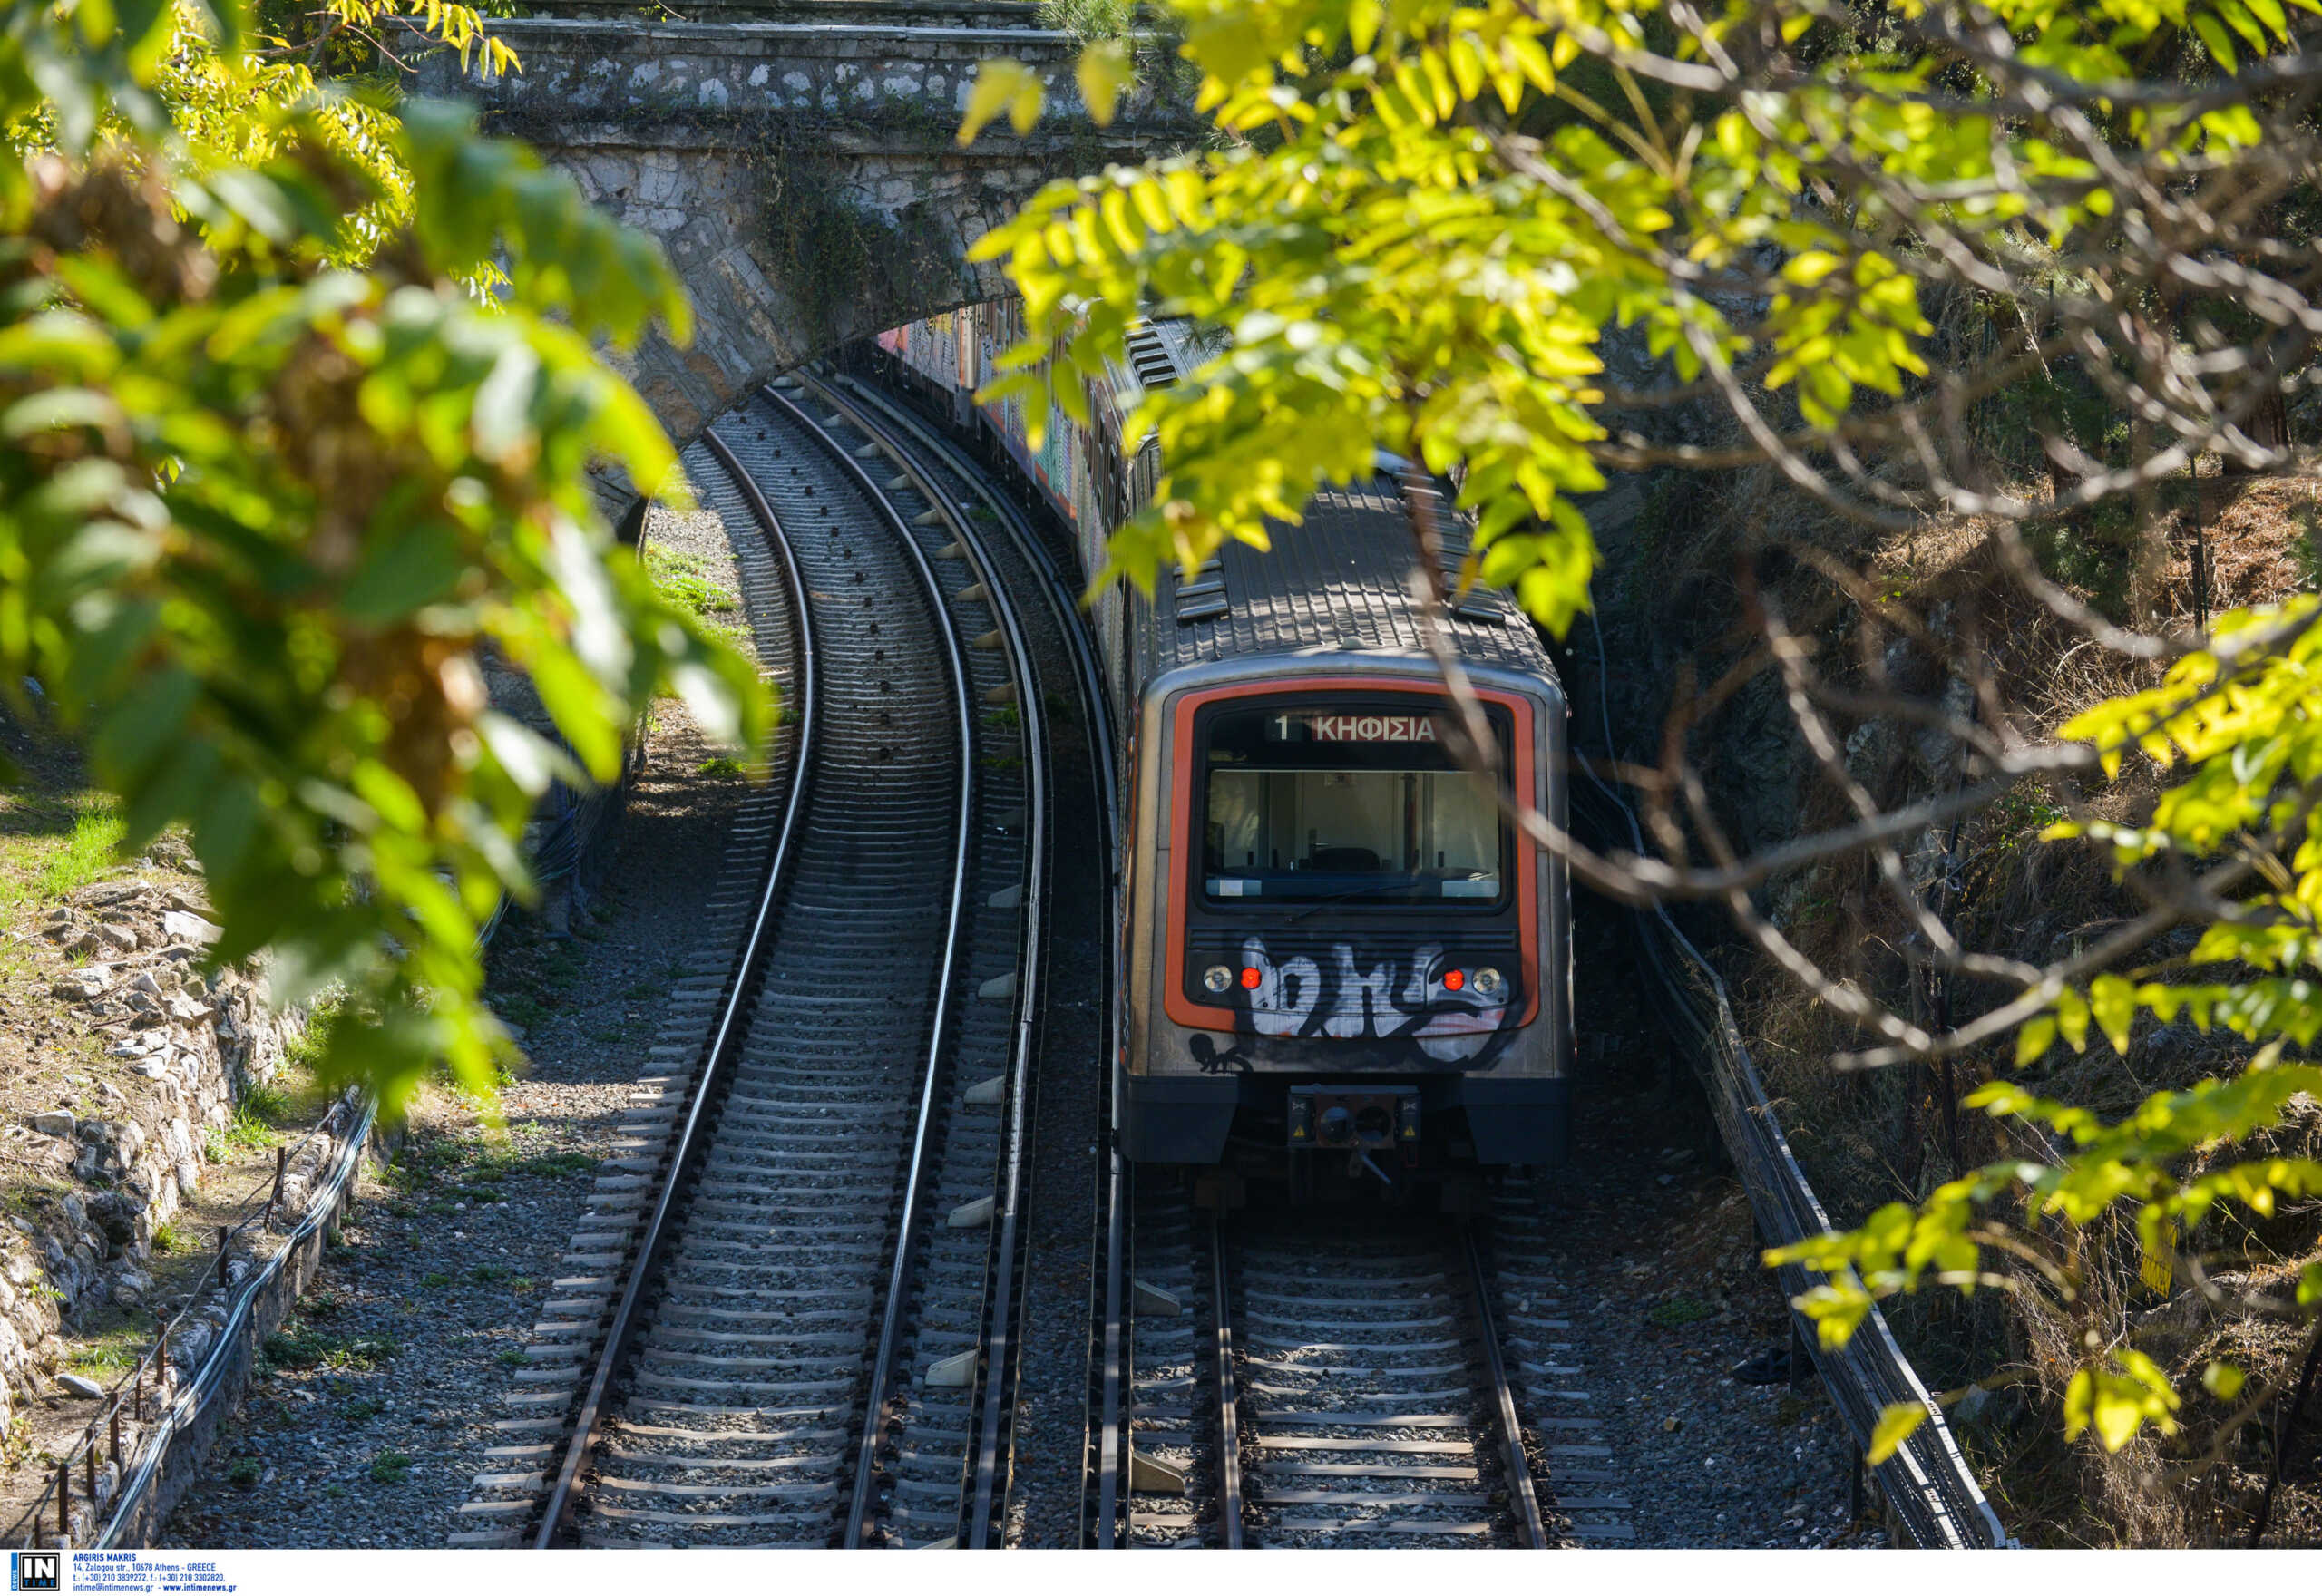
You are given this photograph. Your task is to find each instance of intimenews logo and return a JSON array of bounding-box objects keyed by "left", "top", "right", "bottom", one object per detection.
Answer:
[{"left": 11, "top": 1552, "right": 58, "bottom": 1591}]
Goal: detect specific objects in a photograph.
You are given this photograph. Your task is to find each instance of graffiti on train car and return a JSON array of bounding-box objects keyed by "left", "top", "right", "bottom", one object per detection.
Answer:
[{"left": 1210, "top": 938, "right": 1518, "bottom": 1066}]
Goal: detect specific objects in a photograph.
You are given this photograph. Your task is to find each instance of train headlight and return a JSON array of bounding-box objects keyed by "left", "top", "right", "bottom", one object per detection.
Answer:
[
  {"left": 1472, "top": 967, "right": 1505, "bottom": 998},
  {"left": 1202, "top": 965, "right": 1234, "bottom": 994}
]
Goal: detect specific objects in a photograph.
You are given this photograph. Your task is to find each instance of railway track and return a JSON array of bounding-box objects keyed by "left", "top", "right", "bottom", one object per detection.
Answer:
[
  {"left": 1118, "top": 1182, "right": 1634, "bottom": 1548},
  {"left": 816, "top": 372, "right": 1127, "bottom": 1547},
  {"left": 454, "top": 371, "right": 1059, "bottom": 1548},
  {"left": 821, "top": 369, "right": 1152, "bottom": 1552},
  {"left": 448, "top": 355, "right": 1644, "bottom": 1553}
]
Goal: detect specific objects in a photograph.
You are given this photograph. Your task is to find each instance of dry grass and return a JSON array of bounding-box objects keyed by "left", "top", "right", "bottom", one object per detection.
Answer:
[{"left": 1614, "top": 452, "right": 2322, "bottom": 1544}]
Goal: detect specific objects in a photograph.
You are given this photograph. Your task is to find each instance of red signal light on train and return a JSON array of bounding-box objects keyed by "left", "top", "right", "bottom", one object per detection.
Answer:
[
  {"left": 1240, "top": 968, "right": 1262, "bottom": 989},
  {"left": 1442, "top": 968, "right": 1465, "bottom": 991}
]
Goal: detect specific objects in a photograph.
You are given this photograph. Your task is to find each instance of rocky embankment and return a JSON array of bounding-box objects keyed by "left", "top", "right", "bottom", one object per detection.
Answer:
[{"left": 0, "top": 875, "right": 305, "bottom": 1431}]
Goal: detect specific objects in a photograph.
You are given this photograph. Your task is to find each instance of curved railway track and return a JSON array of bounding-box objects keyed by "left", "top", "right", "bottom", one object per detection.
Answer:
[
  {"left": 769, "top": 377, "right": 1053, "bottom": 1550},
  {"left": 443, "top": 345, "right": 2000, "bottom": 1554},
  {"left": 449, "top": 357, "right": 1646, "bottom": 1553},
  {"left": 812, "top": 373, "right": 1117, "bottom": 1548},
  {"left": 817, "top": 371, "right": 1138, "bottom": 1552},
  {"left": 833, "top": 364, "right": 1627, "bottom": 1555},
  {"left": 457, "top": 372, "right": 1063, "bottom": 1548}
]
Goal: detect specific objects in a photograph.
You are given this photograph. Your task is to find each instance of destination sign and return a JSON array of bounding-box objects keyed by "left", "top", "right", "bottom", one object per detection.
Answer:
[{"left": 1268, "top": 712, "right": 1441, "bottom": 743}]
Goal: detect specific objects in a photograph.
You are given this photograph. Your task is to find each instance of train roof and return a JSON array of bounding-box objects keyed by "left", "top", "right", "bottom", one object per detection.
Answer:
[
  {"left": 1109, "top": 314, "right": 1558, "bottom": 690},
  {"left": 1140, "top": 474, "right": 1561, "bottom": 684}
]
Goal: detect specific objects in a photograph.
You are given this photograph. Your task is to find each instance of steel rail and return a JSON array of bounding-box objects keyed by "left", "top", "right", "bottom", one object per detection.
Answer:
[
  {"left": 1459, "top": 1222, "right": 1549, "bottom": 1549},
  {"left": 1568, "top": 613, "right": 2009, "bottom": 1551},
  {"left": 806, "top": 375, "right": 1050, "bottom": 1550},
  {"left": 1091, "top": 1077, "right": 1131, "bottom": 1551},
  {"left": 1207, "top": 1217, "right": 1246, "bottom": 1550},
  {"left": 532, "top": 423, "right": 820, "bottom": 1548},
  {"left": 756, "top": 382, "right": 982, "bottom": 1551},
  {"left": 830, "top": 373, "right": 1130, "bottom": 1552},
  {"left": 842, "top": 368, "right": 1548, "bottom": 1555}
]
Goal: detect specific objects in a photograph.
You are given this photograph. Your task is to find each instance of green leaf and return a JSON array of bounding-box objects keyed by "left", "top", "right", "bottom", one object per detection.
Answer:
[
  {"left": 2192, "top": 11, "right": 2240, "bottom": 70},
  {"left": 350, "top": 761, "right": 428, "bottom": 837},
  {"left": 2090, "top": 973, "right": 2136, "bottom": 1056},
  {"left": 2092, "top": 1386, "right": 2146, "bottom": 1452},
  {"left": 2063, "top": 1368, "right": 2095, "bottom": 1442},
  {"left": 1077, "top": 40, "right": 1127, "bottom": 127},
  {"left": 477, "top": 712, "right": 580, "bottom": 799},
  {"left": 340, "top": 523, "right": 468, "bottom": 625},
  {"left": 471, "top": 343, "right": 541, "bottom": 464},
  {"left": 0, "top": 386, "right": 124, "bottom": 439},
  {"left": 960, "top": 58, "right": 1043, "bottom": 145},
  {"left": 2015, "top": 1015, "right": 2058, "bottom": 1066},
  {"left": 91, "top": 667, "right": 199, "bottom": 785},
  {"left": 2055, "top": 988, "right": 2092, "bottom": 1052},
  {"left": 1866, "top": 1401, "right": 1927, "bottom": 1464}
]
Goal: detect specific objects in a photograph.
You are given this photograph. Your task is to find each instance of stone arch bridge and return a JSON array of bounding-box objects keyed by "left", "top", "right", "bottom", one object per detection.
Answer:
[{"left": 417, "top": 2, "right": 1193, "bottom": 461}]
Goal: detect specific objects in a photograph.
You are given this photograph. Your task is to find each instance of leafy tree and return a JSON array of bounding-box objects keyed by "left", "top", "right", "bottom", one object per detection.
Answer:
[
  {"left": 2, "top": 0, "right": 765, "bottom": 1107},
  {"left": 964, "top": 0, "right": 2322, "bottom": 1478}
]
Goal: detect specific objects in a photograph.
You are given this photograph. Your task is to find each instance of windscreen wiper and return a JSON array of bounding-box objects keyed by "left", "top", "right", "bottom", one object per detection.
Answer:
[{"left": 1286, "top": 880, "right": 1421, "bottom": 924}]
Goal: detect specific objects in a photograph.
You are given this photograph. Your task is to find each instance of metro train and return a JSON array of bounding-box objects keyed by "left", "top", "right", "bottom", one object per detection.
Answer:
[{"left": 873, "top": 307, "right": 1572, "bottom": 1201}]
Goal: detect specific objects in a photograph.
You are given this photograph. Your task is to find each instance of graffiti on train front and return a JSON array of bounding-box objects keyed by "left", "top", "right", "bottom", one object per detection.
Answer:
[{"left": 1217, "top": 939, "right": 1517, "bottom": 1065}]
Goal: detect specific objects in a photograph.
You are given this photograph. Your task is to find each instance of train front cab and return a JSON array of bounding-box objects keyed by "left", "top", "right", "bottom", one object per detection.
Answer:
[{"left": 1120, "top": 658, "right": 1571, "bottom": 1198}]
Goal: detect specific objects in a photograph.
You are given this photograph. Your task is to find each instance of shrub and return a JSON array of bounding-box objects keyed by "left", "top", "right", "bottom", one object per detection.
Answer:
[
  {"left": 261, "top": 1319, "right": 394, "bottom": 1372},
  {"left": 1647, "top": 1297, "right": 1716, "bottom": 1329},
  {"left": 238, "top": 1078, "right": 293, "bottom": 1125}
]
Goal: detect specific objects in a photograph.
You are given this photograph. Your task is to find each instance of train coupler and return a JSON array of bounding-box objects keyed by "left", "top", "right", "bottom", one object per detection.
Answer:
[{"left": 1286, "top": 1085, "right": 1420, "bottom": 1152}]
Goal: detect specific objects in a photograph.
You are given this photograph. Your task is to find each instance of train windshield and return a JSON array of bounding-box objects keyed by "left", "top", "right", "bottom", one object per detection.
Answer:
[{"left": 1200, "top": 704, "right": 1507, "bottom": 907}]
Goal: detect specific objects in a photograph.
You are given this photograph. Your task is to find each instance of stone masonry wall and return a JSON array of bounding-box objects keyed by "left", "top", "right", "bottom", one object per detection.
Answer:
[
  {"left": 451, "top": 17, "right": 1095, "bottom": 122},
  {"left": 414, "top": 16, "right": 1192, "bottom": 463},
  {"left": 2, "top": 880, "right": 305, "bottom": 1440}
]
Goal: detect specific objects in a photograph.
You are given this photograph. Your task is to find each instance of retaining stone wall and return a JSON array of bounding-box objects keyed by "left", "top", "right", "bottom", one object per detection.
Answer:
[{"left": 4, "top": 881, "right": 306, "bottom": 1442}]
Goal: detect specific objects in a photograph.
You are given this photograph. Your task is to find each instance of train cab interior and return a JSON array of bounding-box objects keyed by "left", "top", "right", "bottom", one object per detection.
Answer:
[{"left": 1198, "top": 699, "right": 1510, "bottom": 911}]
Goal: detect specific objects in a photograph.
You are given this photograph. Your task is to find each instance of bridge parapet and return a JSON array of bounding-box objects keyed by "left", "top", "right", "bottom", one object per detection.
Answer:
[
  {"left": 417, "top": 15, "right": 1105, "bottom": 130},
  {"left": 482, "top": 2, "right": 1051, "bottom": 29}
]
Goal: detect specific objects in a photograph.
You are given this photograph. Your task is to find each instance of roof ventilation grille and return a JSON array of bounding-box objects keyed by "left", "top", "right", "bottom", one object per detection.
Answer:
[
  {"left": 1436, "top": 550, "right": 1504, "bottom": 624},
  {"left": 1124, "top": 320, "right": 1178, "bottom": 390},
  {"left": 1174, "top": 554, "right": 1229, "bottom": 625},
  {"left": 1399, "top": 472, "right": 1507, "bottom": 627}
]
